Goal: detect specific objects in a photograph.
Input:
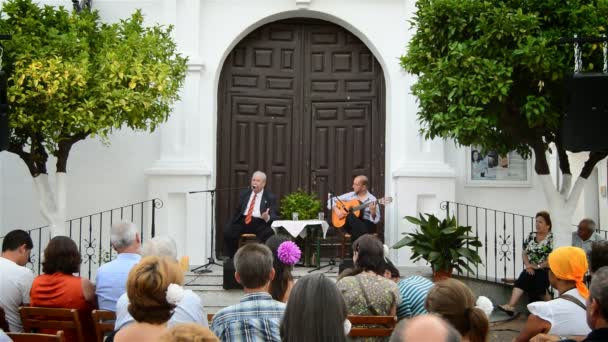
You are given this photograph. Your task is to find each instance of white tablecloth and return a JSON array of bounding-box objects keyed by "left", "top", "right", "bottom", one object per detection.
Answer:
[{"left": 271, "top": 220, "right": 329, "bottom": 239}]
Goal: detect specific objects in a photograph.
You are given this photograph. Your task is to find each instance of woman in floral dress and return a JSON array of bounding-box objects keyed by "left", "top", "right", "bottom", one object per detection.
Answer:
[
  {"left": 336, "top": 235, "right": 400, "bottom": 342},
  {"left": 498, "top": 211, "right": 553, "bottom": 315}
]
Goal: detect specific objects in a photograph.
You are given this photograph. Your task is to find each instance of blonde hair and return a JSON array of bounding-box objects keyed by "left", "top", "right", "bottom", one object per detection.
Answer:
[
  {"left": 159, "top": 323, "right": 219, "bottom": 342},
  {"left": 425, "top": 278, "right": 489, "bottom": 342},
  {"left": 127, "top": 256, "right": 184, "bottom": 324}
]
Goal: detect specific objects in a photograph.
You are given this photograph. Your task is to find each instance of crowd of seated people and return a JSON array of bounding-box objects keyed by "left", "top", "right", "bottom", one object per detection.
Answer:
[{"left": 3, "top": 211, "right": 608, "bottom": 342}]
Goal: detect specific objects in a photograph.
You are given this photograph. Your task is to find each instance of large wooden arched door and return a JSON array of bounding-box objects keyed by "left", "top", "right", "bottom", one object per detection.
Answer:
[{"left": 216, "top": 18, "right": 385, "bottom": 256}]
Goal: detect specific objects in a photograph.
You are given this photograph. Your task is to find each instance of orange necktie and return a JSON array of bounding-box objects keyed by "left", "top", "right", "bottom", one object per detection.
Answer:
[{"left": 245, "top": 192, "right": 257, "bottom": 224}]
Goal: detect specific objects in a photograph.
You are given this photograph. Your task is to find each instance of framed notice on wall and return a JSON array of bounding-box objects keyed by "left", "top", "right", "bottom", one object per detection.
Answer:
[{"left": 466, "top": 146, "right": 532, "bottom": 187}]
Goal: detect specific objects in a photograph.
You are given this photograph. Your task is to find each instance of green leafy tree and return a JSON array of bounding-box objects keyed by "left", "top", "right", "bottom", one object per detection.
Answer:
[
  {"left": 0, "top": 0, "right": 187, "bottom": 235},
  {"left": 401, "top": 0, "right": 608, "bottom": 245}
]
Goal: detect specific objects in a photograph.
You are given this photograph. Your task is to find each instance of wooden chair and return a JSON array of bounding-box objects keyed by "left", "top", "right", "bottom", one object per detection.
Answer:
[
  {"left": 0, "top": 306, "right": 10, "bottom": 332},
  {"left": 19, "top": 307, "right": 84, "bottom": 342},
  {"left": 238, "top": 233, "right": 257, "bottom": 248},
  {"left": 7, "top": 331, "right": 65, "bottom": 342},
  {"left": 347, "top": 315, "right": 397, "bottom": 337},
  {"left": 91, "top": 310, "right": 116, "bottom": 342}
]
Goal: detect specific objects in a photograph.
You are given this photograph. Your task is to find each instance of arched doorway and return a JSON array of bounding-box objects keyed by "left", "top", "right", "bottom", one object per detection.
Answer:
[{"left": 216, "top": 18, "right": 386, "bottom": 256}]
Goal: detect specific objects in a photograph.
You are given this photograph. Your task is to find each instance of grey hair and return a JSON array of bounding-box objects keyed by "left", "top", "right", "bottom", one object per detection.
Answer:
[
  {"left": 590, "top": 266, "right": 608, "bottom": 319},
  {"left": 110, "top": 221, "right": 139, "bottom": 251},
  {"left": 141, "top": 236, "right": 177, "bottom": 260},
  {"left": 234, "top": 243, "right": 273, "bottom": 289},
  {"left": 252, "top": 170, "right": 267, "bottom": 182},
  {"left": 580, "top": 218, "right": 597, "bottom": 231},
  {"left": 390, "top": 315, "right": 461, "bottom": 342}
]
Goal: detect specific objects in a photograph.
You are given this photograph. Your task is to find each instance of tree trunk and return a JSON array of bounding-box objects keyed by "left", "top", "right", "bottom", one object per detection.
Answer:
[{"left": 33, "top": 173, "right": 67, "bottom": 237}]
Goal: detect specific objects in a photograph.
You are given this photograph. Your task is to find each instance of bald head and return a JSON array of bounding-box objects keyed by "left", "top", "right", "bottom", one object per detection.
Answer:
[{"left": 390, "top": 315, "right": 461, "bottom": 342}]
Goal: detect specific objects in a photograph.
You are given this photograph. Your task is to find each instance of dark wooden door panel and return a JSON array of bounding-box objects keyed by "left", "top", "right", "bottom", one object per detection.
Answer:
[{"left": 217, "top": 19, "right": 385, "bottom": 256}]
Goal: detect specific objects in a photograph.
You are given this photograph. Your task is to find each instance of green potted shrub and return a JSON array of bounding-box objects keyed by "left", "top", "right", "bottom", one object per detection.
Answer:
[
  {"left": 392, "top": 213, "right": 482, "bottom": 281},
  {"left": 280, "top": 189, "right": 322, "bottom": 220}
]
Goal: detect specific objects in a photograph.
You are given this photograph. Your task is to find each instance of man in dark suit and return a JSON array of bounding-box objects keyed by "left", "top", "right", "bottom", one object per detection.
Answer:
[{"left": 223, "top": 171, "right": 279, "bottom": 258}]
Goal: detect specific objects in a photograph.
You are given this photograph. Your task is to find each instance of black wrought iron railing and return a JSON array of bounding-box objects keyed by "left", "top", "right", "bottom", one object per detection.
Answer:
[
  {"left": 0, "top": 199, "right": 162, "bottom": 279},
  {"left": 442, "top": 201, "right": 535, "bottom": 285}
]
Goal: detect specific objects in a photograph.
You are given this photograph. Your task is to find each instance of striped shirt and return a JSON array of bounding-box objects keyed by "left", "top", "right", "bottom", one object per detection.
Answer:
[
  {"left": 211, "top": 292, "right": 285, "bottom": 342},
  {"left": 396, "top": 276, "right": 433, "bottom": 320},
  {"left": 327, "top": 191, "right": 381, "bottom": 224}
]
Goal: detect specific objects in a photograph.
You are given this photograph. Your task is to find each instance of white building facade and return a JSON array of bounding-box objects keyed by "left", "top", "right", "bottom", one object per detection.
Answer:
[{"left": 1, "top": 0, "right": 605, "bottom": 272}]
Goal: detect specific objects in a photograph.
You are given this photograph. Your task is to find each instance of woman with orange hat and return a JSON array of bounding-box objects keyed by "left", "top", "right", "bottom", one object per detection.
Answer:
[{"left": 514, "top": 246, "right": 591, "bottom": 342}]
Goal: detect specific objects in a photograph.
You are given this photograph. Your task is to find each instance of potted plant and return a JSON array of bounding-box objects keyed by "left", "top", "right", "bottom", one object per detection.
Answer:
[
  {"left": 392, "top": 213, "right": 482, "bottom": 281},
  {"left": 280, "top": 189, "right": 322, "bottom": 220}
]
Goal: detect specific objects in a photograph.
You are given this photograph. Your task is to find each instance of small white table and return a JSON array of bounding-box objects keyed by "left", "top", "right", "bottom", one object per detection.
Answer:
[{"left": 271, "top": 219, "right": 329, "bottom": 239}]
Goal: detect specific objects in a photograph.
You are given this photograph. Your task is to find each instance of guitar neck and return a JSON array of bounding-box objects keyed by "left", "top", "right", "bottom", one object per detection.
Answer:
[{"left": 352, "top": 200, "right": 380, "bottom": 212}]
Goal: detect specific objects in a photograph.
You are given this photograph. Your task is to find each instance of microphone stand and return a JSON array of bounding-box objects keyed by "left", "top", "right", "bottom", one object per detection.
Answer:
[
  {"left": 308, "top": 191, "right": 344, "bottom": 273},
  {"left": 189, "top": 186, "right": 249, "bottom": 273}
]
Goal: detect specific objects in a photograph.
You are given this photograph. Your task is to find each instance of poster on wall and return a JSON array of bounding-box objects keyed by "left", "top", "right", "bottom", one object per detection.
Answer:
[{"left": 466, "top": 146, "right": 531, "bottom": 187}]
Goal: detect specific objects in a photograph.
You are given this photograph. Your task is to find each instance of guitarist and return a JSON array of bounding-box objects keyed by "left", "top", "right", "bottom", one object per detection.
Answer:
[{"left": 329, "top": 175, "right": 380, "bottom": 247}]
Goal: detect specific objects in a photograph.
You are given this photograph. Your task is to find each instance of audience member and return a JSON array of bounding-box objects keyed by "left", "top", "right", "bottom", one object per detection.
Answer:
[
  {"left": 425, "top": 278, "right": 490, "bottom": 342},
  {"left": 159, "top": 323, "right": 219, "bottom": 342},
  {"left": 95, "top": 221, "right": 141, "bottom": 311},
  {"left": 0, "top": 229, "right": 34, "bottom": 332},
  {"left": 114, "top": 236, "right": 208, "bottom": 330},
  {"left": 589, "top": 241, "right": 608, "bottom": 274},
  {"left": 30, "top": 236, "right": 96, "bottom": 342},
  {"left": 211, "top": 243, "right": 285, "bottom": 342},
  {"left": 572, "top": 219, "right": 603, "bottom": 257},
  {"left": 0, "top": 329, "right": 10, "bottom": 342},
  {"left": 514, "top": 246, "right": 591, "bottom": 342},
  {"left": 265, "top": 235, "right": 300, "bottom": 302},
  {"left": 336, "top": 235, "right": 400, "bottom": 342},
  {"left": 114, "top": 256, "right": 184, "bottom": 342},
  {"left": 499, "top": 211, "right": 553, "bottom": 315},
  {"left": 281, "top": 273, "right": 348, "bottom": 342},
  {"left": 380, "top": 259, "right": 433, "bottom": 320},
  {"left": 532, "top": 266, "right": 608, "bottom": 342},
  {"left": 390, "top": 314, "right": 461, "bottom": 342}
]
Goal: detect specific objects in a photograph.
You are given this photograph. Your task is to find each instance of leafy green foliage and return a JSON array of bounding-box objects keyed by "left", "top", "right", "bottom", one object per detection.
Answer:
[
  {"left": 401, "top": 0, "right": 608, "bottom": 158},
  {"left": 0, "top": 0, "right": 187, "bottom": 174},
  {"left": 393, "top": 213, "right": 482, "bottom": 274},
  {"left": 280, "top": 189, "right": 322, "bottom": 220}
]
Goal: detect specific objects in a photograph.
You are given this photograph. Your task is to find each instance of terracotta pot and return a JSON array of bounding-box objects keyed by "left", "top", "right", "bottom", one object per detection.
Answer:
[{"left": 432, "top": 268, "right": 453, "bottom": 282}]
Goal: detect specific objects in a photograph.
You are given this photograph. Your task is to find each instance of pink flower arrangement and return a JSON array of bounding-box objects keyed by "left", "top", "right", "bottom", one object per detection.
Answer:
[{"left": 277, "top": 241, "right": 301, "bottom": 265}]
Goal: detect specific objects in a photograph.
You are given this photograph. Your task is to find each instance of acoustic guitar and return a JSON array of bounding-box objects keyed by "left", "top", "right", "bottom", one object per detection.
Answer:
[{"left": 331, "top": 196, "right": 393, "bottom": 228}]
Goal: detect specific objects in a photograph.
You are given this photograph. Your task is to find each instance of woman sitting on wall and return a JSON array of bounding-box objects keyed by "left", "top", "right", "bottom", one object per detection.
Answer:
[
  {"left": 499, "top": 210, "right": 553, "bottom": 315},
  {"left": 30, "top": 236, "right": 96, "bottom": 342}
]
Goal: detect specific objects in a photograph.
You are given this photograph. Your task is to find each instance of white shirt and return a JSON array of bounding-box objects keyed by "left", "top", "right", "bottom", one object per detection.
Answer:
[
  {"left": 528, "top": 288, "right": 591, "bottom": 336},
  {"left": 0, "top": 256, "right": 35, "bottom": 332},
  {"left": 114, "top": 289, "right": 208, "bottom": 330},
  {"left": 0, "top": 330, "right": 11, "bottom": 342},
  {"left": 243, "top": 189, "right": 264, "bottom": 219}
]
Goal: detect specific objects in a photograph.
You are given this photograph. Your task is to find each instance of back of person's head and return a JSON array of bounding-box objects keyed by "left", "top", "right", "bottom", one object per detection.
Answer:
[
  {"left": 590, "top": 241, "right": 608, "bottom": 274},
  {"left": 2, "top": 229, "right": 33, "bottom": 252},
  {"left": 158, "top": 323, "right": 219, "bottom": 342},
  {"left": 352, "top": 234, "right": 385, "bottom": 274},
  {"left": 127, "top": 256, "right": 184, "bottom": 324},
  {"left": 380, "top": 259, "right": 400, "bottom": 280},
  {"left": 234, "top": 243, "right": 274, "bottom": 289},
  {"left": 281, "top": 273, "right": 348, "bottom": 342},
  {"left": 141, "top": 236, "right": 178, "bottom": 260},
  {"left": 390, "top": 314, "right": 461, "bottom": 342},
  {"left": 110, "top": 221, "right": 139, "bottom": 251},
  {"left": 265, "top": 235, "right": 297, "bottom": 301},
  {"left": 425, "top": 279, "right": 488, "bottom": 342},
  {"left": 42, "top": 236, "right": 81, "bottom": 275},
  {"left": 548, "top": 246, "right": 589, "bottom": 298},
  {"left": 589, "top": 266, "right": 608, "bottom": 324}
]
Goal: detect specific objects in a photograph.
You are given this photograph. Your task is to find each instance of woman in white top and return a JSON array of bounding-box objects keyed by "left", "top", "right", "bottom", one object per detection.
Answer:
[{"left": 514, "top": 246, "right": 591, "bottom": 342}]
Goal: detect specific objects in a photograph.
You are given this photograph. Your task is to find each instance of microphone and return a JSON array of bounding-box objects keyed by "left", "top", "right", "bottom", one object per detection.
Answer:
[{"left": 251, "top": 185, "right": 257, "bottom": 191}]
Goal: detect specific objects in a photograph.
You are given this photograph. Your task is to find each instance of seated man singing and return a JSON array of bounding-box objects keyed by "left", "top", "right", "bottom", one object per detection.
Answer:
[{"left": 223, "top": 171, "right": 279, "bottom": 259}]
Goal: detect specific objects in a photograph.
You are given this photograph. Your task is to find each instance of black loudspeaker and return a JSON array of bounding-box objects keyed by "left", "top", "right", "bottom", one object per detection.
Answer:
[
  {"left": 223, "top": 258, "right": 243, "bottom": 290},
  {"left": 561, "top": 72, "right": 608, "bottom": 152}
]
